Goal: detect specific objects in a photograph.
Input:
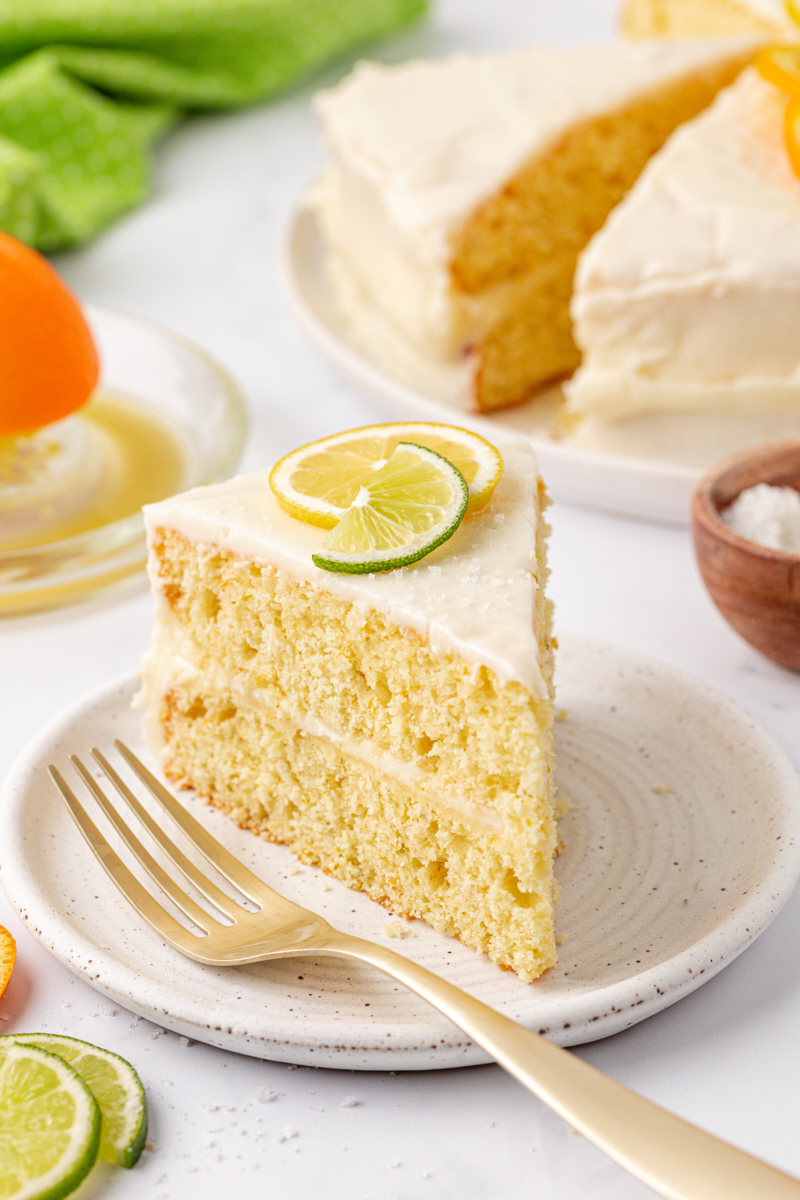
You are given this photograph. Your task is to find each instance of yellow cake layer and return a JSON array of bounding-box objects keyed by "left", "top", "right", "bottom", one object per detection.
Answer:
[
  {"left": 450, "top": 48, "right": 757, "bottom": 411},
  {"left": 151, "top": 528, "right": 555, "bottom": 838},
  {"left": 159, "top": 678, "right": 557, "bottom": 981},
  {"left": 143, "top": 447, "right": 556, "bottom": 981}
]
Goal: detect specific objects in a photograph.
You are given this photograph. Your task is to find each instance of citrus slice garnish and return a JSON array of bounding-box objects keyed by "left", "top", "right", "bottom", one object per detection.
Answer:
[
  {"left": 755, "top": 45, "right": 800, "bottom": 98},
  {"left": 0, "top": 1041, "right": 100, "bottom": 1200},
  {"left": 1, "top": 1034, "right": 147, "bottom": 1169},
  {"left": 270, "top": 421, "right": 503, "bottom": 529},
  {"left": 0, "top": 926, "right": 15, "bottom": 1000},
  {"left": 312, "top": 442, "right": 468, "bottom": 574},
  {"left": 0, "top": 230, "right": 99, "bottom": 439},
  {"left": 786, "top": 96, "right": 800, "bottom": 177}
]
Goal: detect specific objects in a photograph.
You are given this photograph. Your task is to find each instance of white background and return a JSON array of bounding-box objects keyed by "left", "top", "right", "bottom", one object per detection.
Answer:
[{"left": 2, "top": 1, "right": 800, "bottom": 1197}]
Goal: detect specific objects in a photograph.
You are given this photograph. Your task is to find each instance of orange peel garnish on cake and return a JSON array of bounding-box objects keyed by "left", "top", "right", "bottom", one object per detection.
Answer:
[
  {"left": 0, "top": 924, "right": 16, "bottom": 1000},
  {"left": 756, "top": 7, "right": 800, "bottom": 181},
  {"left": 0, "top": 231, "right": 99, "bottom": 439}
]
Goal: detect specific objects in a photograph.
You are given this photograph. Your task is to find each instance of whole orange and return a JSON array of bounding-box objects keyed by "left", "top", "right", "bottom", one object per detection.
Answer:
[{"left": 0, "top": 231, "right": 99, "bottom": 438}]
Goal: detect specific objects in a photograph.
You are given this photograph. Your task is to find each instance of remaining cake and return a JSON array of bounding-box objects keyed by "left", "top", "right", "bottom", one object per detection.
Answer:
[
  {"left": 311, "top": 38, "right": 760, "bottom": 413},
  {"left": 139, "top": 439, "right": 558, "bottom": 981},
  {"left": 621, "top": 0, "right": 793, "bottom": 39},
  {"left": 565, "top": 68, "right": 800, "bottom": 462}
]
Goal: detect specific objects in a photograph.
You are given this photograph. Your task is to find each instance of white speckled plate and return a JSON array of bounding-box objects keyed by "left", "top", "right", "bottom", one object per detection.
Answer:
[
  {"left": 2, "top": 634, "right": 799, "bottom": 1070},
  {"left": 283, "top": 205, "right": 701, "bottom": 526}
]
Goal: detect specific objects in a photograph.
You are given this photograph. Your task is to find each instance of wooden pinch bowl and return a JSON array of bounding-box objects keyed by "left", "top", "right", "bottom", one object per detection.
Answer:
[{"left": 691, "top": 440, "right": 800, "bottom": 671}]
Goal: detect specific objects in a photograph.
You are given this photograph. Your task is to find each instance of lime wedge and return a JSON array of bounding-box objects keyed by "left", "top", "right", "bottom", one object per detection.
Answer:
[
  {"left": 270, "top": 421, "right": 503, "bottom": 528},
  {"left": 0, "top": 1041, "right": 100, "bottom": 1200},
  {"left": 0, "top": 1034, "right": 146, "bottom": 1169},
  {"left": 312, "top": 442, "right": 468, "bottom": 574}
]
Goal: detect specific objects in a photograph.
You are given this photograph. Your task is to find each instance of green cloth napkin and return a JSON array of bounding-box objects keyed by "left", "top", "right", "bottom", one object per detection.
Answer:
[{"left": 0, "top": 0, "right": 425, "bottom": 250}]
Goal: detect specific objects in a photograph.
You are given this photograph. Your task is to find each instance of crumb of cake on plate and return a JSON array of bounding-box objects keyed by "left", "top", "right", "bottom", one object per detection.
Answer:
[{"left": 139, "top": 430, "right": 557, "bottom": 982}]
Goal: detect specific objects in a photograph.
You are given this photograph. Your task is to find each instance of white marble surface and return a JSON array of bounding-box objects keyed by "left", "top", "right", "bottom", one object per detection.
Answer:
[{"left": 2, "top": 1, "right": 800, "bottom": 1197}]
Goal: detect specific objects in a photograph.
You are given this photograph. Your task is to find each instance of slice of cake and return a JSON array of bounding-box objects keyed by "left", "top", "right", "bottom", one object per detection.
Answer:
[
  {"left": 139, "top": 438, "right": 557, "bottom": 981},
  {"left": 566, "top": 68, "right": 800, "bottom": 462},
  {"left": 311, "top": 38, "right": 760, "bottom": 413},
  {"left": 621, "top": 0, "right": 793, "bottom": 39}
]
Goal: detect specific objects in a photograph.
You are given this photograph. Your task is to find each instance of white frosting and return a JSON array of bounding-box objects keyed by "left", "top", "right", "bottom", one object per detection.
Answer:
[
  {"left": 568, "top": 69, "right": 800, "bottom": 422},
  {"left": 139, "top": 624, "right": 504, "bottom": 833},
  {"left": 313, "top": 38, "right": 761, "bottom": 364},
  {"left": 143, "top": 441, "right": 548, "bottom": 698}
]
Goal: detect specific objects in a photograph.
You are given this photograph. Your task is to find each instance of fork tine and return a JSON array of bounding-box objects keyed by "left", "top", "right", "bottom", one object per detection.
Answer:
[
  {"left": 68, "top": 755, "right": 221, "bottom": 934},
  {"left": 91, "top": 748, "right": 245, "bottom": 921},
  {"left": 49, "top": 765, "right": 204, "bottom": 954},
  {"left": 113, "top": 740, "right": 278, "bottom": 904}
]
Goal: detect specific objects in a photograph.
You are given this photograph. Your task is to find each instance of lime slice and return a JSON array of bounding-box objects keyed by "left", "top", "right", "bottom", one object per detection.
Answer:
[
  {"left": 0, "top": 1041, "right": 100, "bottom": 1200},
  {"left": 0, "top": 1034, "right": 146, "bottom": 1169},
  {"left": 312, "top": 442, "right": 468, "bottom": 574},
  {"left": 0, "top": 926, "right": 15, "bottom": 1000},
  {"left": 270, "top": 421, "right": 503, "bottom": 528}
]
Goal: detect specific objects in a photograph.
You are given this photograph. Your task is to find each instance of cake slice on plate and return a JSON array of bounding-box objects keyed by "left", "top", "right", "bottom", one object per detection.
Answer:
[
  {"left": 311, "top": 37, "right": 760, "bottom": 413},
  {"left": 140, "top": 428, "right": 557, "bottom": 981},
  {"left": 566, "top": 68, "right": 800, "bottom": 462}
]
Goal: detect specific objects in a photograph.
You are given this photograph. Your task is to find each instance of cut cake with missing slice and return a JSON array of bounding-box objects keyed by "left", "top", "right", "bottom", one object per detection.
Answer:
[
  {"left": 311, "top": 37, "right": 760, "bottom": 413},
  {"left": 139, "top": 440, "right": 557, "bottom": 982}
]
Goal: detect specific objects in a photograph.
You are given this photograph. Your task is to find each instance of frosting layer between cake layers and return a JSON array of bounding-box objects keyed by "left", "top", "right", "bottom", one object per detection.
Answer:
[
  {"left": 568, "top": 69, "right": 800, "bottom": 423},
  {"left": 312, "top": 37, "right": 762, "bottom": 370}
]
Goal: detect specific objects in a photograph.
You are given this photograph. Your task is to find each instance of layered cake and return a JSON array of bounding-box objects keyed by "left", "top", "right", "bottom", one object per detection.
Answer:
[
  {"left": 621, "top": 0, "right": 794, "bottom": 39},
  {"left": 140, "top": 437, "right": 558, "bottom": 981},
  {"left": 312, "top": 38, "right": 759, "bottom": 413},
  {"left": 566, "top": 68, "right": 800, "bottom": 463}
]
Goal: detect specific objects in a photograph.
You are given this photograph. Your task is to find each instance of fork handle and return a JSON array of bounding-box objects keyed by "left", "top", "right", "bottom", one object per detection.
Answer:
[{"left": 320, "top": 930, "right": 799, "bottom": 1200}]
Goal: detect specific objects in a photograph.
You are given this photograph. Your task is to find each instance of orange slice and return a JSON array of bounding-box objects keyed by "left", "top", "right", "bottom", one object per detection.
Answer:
[
  {"left": 756, "top": 44, "right": 800, "bottom": 97},
  {"left": 785, "top": 97, "right": 800, "bottom": 178},
  {"left": 0, "top": 231, "right": 99, "bottom": 438},
  {"left": 0, "top": 925, "right": 15, "bottom": 1000}
]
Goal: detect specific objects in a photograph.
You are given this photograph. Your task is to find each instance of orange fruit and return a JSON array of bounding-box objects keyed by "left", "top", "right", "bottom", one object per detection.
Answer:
[
  {"left": 755, "top": 45, "right": 800, "bottom": 98},
  {"left": 0, "top": 924, "right": 15, "bottom": 1000},
  {"left": 0, "top": 231, "right": 99, "bottom": 438}
]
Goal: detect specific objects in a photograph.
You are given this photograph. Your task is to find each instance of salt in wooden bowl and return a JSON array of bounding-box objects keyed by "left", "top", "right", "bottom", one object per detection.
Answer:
[{"left": 691, "top": 440, "right": 800, "bottom": 671}]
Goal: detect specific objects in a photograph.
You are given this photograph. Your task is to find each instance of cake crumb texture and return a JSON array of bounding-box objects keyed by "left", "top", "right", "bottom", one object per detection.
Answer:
[
  {"left": 450, "top": 51, "right": 756, "bottom": 411},
  {"left": 147, "top": 516, "right": 557, "bottom": 981}
]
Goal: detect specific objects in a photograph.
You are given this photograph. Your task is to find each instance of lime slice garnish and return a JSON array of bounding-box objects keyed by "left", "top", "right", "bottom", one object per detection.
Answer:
[
  {"left": 312, "top": 441, "right": 468, "bottom": 574},
  {"left": 0, "top": 925, "right": 14, "bottom": 1000},
  {"left": 0, "top": 1034, "right": 147, "bottom": 1169},
  {"left": 0, "top": 1041, "right": 100, "bottom": 1200},
  {"left": 270, "top": 421, "right": 503, "bottom": 528}
]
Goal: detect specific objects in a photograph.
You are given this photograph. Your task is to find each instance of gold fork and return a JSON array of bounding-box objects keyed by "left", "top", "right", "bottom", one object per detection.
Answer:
[{"left": 50, "top": 740, "right": 799, "bottom": 1200}]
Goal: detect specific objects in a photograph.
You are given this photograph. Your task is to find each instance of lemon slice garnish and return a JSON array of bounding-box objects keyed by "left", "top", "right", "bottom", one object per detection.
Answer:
[
  {"left": 755, "top": 45, "right": 800, "bottom": 98},
  {"left": 311, "top": 442, "right": 468, "bottom": 574},
  {"left": 270, "top": 421, "right": 503, "bottom": 530}
]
